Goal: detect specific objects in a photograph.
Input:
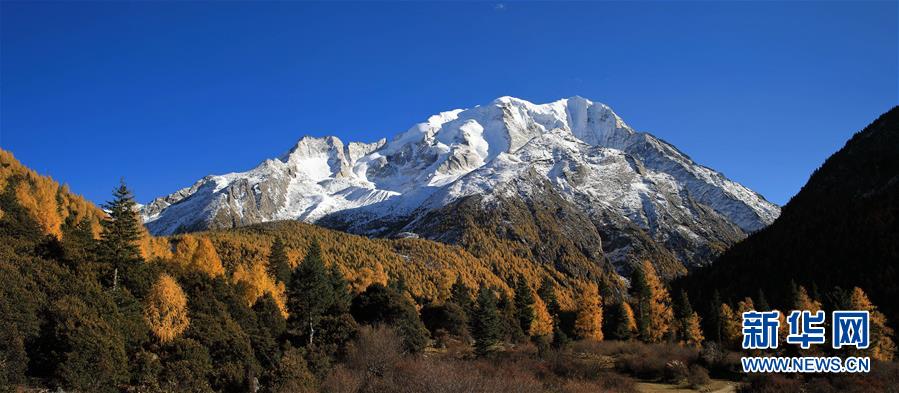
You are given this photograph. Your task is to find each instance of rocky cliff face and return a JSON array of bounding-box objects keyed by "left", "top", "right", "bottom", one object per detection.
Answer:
[{"left": 142, "top": 96, "right": 780, "bottom": 275}]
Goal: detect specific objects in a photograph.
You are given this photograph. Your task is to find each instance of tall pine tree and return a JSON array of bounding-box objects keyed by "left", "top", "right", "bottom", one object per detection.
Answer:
[
  {"left": 513, "top": 277, "right": 535, "bottom": 337},
  {"left": 99, "top": 180, "right": 142, "bottom": 265},
  {"left": 287, "top": 240, "right": 334, "bottom": 346},
  {"left": 471, "top": 287, "right": 503, "bottom": 356},
  {"left": 267, "top": 238, "right": 292, "bottom": 284}
]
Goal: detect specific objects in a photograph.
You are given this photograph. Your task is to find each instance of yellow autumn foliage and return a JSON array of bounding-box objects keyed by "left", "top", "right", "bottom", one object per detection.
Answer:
[
  {"left": 144, "top": 273, "right": 190, "bottom": 343},
  {"left": 530, "top": 295, "right": 554, "bottom": 338},
  {"left": 719, "top": 303, "right": 741, "bottom": 349},
  {"left": 232, "top": 262, "right": 288, "bottom": 318},
  {"left": 573, "top": 282, "right": 603, "bottom": 341},
  {"left": 850, "top": 287, "right": 896, "bottom": 361}
]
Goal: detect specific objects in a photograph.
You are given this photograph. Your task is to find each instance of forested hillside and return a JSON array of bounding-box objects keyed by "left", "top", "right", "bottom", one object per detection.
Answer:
[{"left": 678, "top": 106, "right": 899, "bottom": 331}]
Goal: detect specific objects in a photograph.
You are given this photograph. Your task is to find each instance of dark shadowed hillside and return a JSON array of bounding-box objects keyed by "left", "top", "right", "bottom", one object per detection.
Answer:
[{"left": 679, "top": 107, "right": 899, "bottom": 325}]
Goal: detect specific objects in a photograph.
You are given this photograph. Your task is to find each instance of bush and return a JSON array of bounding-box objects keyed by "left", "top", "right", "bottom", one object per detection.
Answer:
[{"left": 687, "top": 364, "right": 710, "bottom": 389}]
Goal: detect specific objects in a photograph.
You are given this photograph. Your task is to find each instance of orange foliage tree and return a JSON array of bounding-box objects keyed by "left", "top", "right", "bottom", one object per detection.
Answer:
[{"left": 144, "top": 274, "right": 190, "bottom": 343}]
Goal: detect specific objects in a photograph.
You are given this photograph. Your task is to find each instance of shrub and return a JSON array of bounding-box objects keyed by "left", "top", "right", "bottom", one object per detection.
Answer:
[{"left": 687, "top": 364, "right": 710, "bottom": 389}]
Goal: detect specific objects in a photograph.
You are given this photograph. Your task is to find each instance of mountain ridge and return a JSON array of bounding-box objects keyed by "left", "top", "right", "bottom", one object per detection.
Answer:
[{"left": 142, "top": 96, "right": 780, "bottom": 274}]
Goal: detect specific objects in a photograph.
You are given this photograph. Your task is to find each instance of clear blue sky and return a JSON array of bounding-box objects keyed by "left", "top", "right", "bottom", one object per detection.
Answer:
[{"left": 1, "top": 1, "right": 896, "bottom": 206}]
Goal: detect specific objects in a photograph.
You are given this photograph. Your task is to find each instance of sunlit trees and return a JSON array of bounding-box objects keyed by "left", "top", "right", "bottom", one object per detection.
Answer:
[
  {"left": 631, "top": 261, "right": 672, "bottom": 343},
  {"left": 849, "top": 287, "right": 896, "bottom": 361},
  {"left": 99, "top": 180, "right": 143, "bottom": 265},
  {"left": 719, "top": 303, "right": 741, "bottom": 350},
  {"left": 144, "top": 274, "right": 190, "bottom": 343},
  {"left": 573, "top": 282, "right": 603, "bottom": 341},
  {"left": 791, "top": 283, "right": 822, "bottom": 313},
  {"left": 674, "top": 290, "right": 704, "bottom": 348},
  {"left": 191, "top": 237, "right": 225, "bottom": 277},
  {"left": 529, "top": 295, "right": 553, "bottom": 339}
]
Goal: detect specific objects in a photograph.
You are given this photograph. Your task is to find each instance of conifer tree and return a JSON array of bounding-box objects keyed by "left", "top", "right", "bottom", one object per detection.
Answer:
[
  {"left": 609, "top": 302, "right": 637, "bottom": 341},
  {"left": 719, "top": 303, "right": 741, "bottom": 349},
  {"left": 99, "top": 180, "right": 142, "bottom": 266},
  {"left": 450, "top": 275, "right": 473, "bottom": 315},
  {"left": 736, "top": 297, "right": 755, "bottom": 315},
  {"left": 708, "top": 289, "right": 722, "bottom": 343},
  {"left": 538, "top": 277, "right": 561, "bottom": 317},
  {"left": 268, "top": 238, "right": 292, "bottom": 284},
  {"left": 61, "top": 216, "right": 96, "bottom": 263},
  {"left": 630, "top": 261, "right": 672, "bottom": 343},
  {"left": 513, "top": 277, "right": 535, "bottom": 336},
  {"left": 682, "top": 312, "right": 704, "bottom": 348},
  {"left": 573, "top": 282, "right": 603, "bottom": 341},
  {"left": 191, "top": 237, "right": 225, "bottom": 277},
  {"left": 756, "top": 289, "right": 770, "bottom": 312},
  {"left": 498, "top": 292, "right": 525, "bottom": 342},
  {"left": 144, "top": 273, "right": 190, "bottom": 343},
  {"left": 530, "top": 295, "right": 554, "bottom": 339},
  {"left": 792, "top": 285, "right": 822, "bottom": 313},
  {"left": 471, "top": 287, "right": 503, "bottom": 356},
  {"left": 673, "top": 290, "right": 691, "bottom": 342},
  {"left": 849, "top": 287, "right": 896, "bottom": 361},
  {"left": 287, "top": 240, "right": 334, "bottom": 345},
  {"left": 674, "top": 290, "right": 703, "bottom": 347}
]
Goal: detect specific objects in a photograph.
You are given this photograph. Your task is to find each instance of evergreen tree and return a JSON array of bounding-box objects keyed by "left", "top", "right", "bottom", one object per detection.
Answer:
[
  {"left": 629, "top": 261, "right": 672, "bottom": 343},
  {"left": 267, "top": 238, "right": 292, "bottom": 284},
  {"left": 719, "top": 303, "right": 741, "bottom": 349},
  {"left": 708, "top": 289, "right": 722, "bottom": 343},
  {"left": 287, "top": 240, "right": 334, "bottom": 346},
  {"left": 673, "top": 289, "right": 691, "bottom": 342},
  {"left": 538, "top": 277, "right": 561, "bottom": 317},
  {"left": 756, "top": 289, "right": 770, "bottom": 312},
  {"left": 498, "top": 291, "right": 525, "bottom": 342},
  {"left": 630, "top": 265, "right": 651, "bottom": 340},
  {"left": 350, "top": 283, "right": 428, "bottom": 353},
  {"left": 471, "top": 287, "right": 503, "bottom": 356},
  {"left": 98, "top": 180, "right": 143, "bottom": 285},
  {"left": 674, "top": 290, "right": 703, "bottom": 347},
  {"left": 608, "top": 302, "right": 637, "bottom": 341},
  {"left": 513, "top": 277, "right": 535, "bottom": 336},
  {"left": 449, "top": 275, "right": 473, "bottom": 315},
  {"left": 61, "top": 216, "right": 95, "bottom": 264}
]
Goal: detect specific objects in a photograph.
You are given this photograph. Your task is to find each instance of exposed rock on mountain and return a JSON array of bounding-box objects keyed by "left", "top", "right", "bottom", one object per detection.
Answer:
[{"left": 142, "top": 96, "right": 779, "bottom": 276}]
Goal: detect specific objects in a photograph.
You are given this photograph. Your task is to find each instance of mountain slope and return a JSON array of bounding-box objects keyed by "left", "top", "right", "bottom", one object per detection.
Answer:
[
  {"left": 142, "top": 96, "right": 779, "bottom": 274},
  {"left": 679, "top": 107, "right": 899, "bottom": 324}
]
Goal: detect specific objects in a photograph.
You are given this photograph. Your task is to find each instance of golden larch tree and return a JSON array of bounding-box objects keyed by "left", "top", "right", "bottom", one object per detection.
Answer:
[
  {"left": 530, "top": 295, "right": 554, "bottom": 338},
  {"left": 736, "top": 297, "right": 755, "bottom": 315},
  {"left": 850, "top": 287, "right": 896, "bottom": 361},
  {"left": 792, "top": 285, "right": 822, "bottom": 313},
  {"left": 573, "top": 282, "right": 603, "bottom": 341},
  {"left": 191, "top": 237, "right": 225, "bottom": 277},
  {"left": 719, "top": 303, "right": 741, "bottom": 349},
  {"left": 144, "top": 274, "right": 190, "bottom": 343},
  {"left": 633, "top": 261, "right": 673, "bottom": 343},
  {"left": 233, "top": 262, "right": 288, "bottom": 318},
  {"left": 683, "top": 311, "right": 704, "bottom": 348}
]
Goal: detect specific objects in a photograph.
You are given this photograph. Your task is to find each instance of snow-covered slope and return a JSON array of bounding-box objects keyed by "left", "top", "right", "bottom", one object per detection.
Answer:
[{"left": 142, "top": 96, "right": 780, "bottom": 269}]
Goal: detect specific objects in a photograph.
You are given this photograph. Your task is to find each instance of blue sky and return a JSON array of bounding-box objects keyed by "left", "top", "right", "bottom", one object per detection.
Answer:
[{"left": 1, "top": 1, "right": 896, "bottom": 206}]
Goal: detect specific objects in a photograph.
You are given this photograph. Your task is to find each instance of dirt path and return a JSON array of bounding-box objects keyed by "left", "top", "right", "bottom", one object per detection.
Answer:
[{"left": 635, "top": 378, "right": 737, "bottom": 393}]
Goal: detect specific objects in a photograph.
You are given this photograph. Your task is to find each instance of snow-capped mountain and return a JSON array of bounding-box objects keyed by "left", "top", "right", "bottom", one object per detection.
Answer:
[{"left": 142, "top": 96, "right": 780, "bottom": 272}]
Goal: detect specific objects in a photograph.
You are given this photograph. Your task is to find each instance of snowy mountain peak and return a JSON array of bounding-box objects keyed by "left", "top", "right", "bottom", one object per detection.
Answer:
[{"left": 142, "top": 96, "right": 780, "bottom": 270}]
